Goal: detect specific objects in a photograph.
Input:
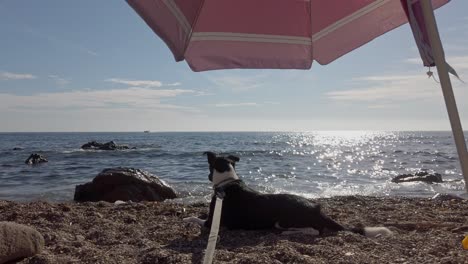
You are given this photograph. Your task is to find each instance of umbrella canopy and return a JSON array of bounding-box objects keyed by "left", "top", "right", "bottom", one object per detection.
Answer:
[
  {"left": 126, "top": 0, "right": 468, "bottom": 195},
  {"left": 127, "top": 0, "right": 448, "bottom": 72}
]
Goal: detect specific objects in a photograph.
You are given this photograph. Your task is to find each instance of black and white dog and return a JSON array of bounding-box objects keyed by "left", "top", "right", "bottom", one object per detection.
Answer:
[{"left": 184, "top": 152, "right": 392, "bottom": 237}]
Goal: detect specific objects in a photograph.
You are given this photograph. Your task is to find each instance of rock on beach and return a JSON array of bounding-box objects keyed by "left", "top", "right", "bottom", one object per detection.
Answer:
[
  {"left": 74, "top": 167, "right": 177, "bottom": 202},
  {"left": 0, "top": 222, "right": 44, "bottom": 264}
]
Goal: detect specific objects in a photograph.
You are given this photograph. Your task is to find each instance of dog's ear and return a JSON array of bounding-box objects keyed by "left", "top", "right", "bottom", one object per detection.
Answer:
[
  {"left": 227, "top": 155, "right": 240, "bottom": 163},
  {"left": 204, "top": 151, "right": 216, "bottom": 165}
]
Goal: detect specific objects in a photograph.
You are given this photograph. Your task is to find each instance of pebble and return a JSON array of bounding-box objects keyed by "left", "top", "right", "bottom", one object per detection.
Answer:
[
  {"left": 114, "top": 200, "right": 126, "bottom": 205},
  {"left": 0, "top": 222, "right": 44, "bottom": 264},
  {"left": 431, "top": 193, "right": 464, "bottom": 201}
]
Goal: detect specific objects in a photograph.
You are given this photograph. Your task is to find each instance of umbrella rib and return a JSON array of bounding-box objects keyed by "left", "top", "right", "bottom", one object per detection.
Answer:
[
  {"left": 163, "top": 0, "right": 191, "bottom": 34},
  {"left": 312, "top": 0, "right": 390, "bottom": 42}
]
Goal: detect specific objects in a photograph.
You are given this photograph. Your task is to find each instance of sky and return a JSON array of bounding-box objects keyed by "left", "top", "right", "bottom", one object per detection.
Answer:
[{"left": 0, "top": 0, "right": 467, "bottom": 132}]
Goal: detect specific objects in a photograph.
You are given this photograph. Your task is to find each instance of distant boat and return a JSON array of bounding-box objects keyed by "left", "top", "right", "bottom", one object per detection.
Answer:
[{"left": 144, "top": 130, "right": 150, "bottom": 133}]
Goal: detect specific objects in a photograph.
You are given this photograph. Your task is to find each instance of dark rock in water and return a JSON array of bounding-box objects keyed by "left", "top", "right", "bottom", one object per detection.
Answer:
[
  {"left": 25, "top": 154, "right": 48, "bottom": 165},
  {"left": 74, "top": 167, "right": 177, "bottom": 202},
  {"left": 0, "top": 221, "right": 44, "bottom": 264},
  {"left": 392, "top": 170, "right": 442, "bottom": 184},
  {"left": 81, "top": 141, "right": 130, "bottom": 150},
  {"left": 12, "top": 147, "right": 23, "bottom": 151}
]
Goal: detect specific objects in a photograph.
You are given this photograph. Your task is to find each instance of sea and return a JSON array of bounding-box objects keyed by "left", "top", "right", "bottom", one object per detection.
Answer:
[{"left": 0, "top": 131, "right": 466, "bottom": 203}]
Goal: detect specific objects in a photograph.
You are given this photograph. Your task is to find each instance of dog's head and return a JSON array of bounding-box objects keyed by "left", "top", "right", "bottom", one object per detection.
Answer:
[{"left": 204, "top": 152, "right": 240, "bottom": 187}]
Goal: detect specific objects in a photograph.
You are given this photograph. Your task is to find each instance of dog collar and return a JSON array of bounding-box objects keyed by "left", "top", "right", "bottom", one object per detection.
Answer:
[{"left": 213, "top": 178, "right": 238, "bottom": 190}]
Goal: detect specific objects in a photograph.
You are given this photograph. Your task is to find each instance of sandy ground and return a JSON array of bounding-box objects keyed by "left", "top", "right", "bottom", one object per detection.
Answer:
[{"left": 1, "top": 196, "right": 467, "bottom": 264}]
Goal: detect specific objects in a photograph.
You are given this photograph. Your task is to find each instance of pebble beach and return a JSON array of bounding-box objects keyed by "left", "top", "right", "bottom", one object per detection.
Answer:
[{"left": 2, "top": 196, "right": 467, "bottom": 263}]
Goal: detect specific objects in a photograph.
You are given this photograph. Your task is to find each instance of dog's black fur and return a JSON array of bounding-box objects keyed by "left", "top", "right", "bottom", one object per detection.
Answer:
[{"left": 198, "top": 152, "right": 392, "bottom": 237}]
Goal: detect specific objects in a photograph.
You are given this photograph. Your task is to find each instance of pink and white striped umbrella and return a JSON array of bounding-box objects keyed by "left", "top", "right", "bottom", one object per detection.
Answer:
[
  {"left": 126, "top": 0, "right": 468, "bottom": 196},
  {"left": 126, "top": 0, "right": 448, "bottom": 72}
]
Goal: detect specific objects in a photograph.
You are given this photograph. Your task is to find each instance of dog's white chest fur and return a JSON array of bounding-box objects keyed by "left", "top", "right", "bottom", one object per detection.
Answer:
[{"left": 212, "top": 164, "right": 239, "bottom": 186}]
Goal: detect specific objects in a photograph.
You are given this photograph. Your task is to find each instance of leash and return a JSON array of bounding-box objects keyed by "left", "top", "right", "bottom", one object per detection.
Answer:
[{"left": 202, "top": 191, "right": 224, "bottom": 264}]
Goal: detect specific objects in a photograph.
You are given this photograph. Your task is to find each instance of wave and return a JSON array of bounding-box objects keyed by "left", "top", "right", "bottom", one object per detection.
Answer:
[{"left": 0, "top": 131, "right": 465, "bottom": 202}]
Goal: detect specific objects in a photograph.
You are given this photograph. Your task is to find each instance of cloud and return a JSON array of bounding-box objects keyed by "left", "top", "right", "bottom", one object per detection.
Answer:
[
  {"left": 106, "top": 78, "right": 163, "bottom": 88},
  {"left": 443, "top": 44, "right": 468, "bottom": 52},
  {"left": 0, "top": 71, "right": 36, "bottom": 80},
  {"left": 406, "top": 56, "right": 468, "bottom": 69},
  {"left": 367, "top": 104, "right": 400, "bottom": 109},
  {"left": 352, "top": 75, "right": 422, "bottom": 82},
  {"left": 446, "top": 26, "right": 460, "bottom": 32},
  {"left": 405, "top": 55, "right": 468, "bottom": 82},
  {"left": 192, "top": 90, "right": 213, "bottom": 96},
  {"left": 85, "top": 50, "right": 99, "bottom": 56},
  {"left": 327, "top": 54, "right": 468, "bottom": 104},
  {"left": 214, "top": 102, "right": 259, "bottom": 107},
  {"left": 21, "top": 25, "right": 99, "bottom": 57},
  {"left": 105, "top": 79, "right": 182, "bottom": 88},
  {"left": 49, "top": 75, "right": 70, "bottom": 86},
  {"left": 326, "top": 74, "right": 443, "bottom": 102},
  {"left": 446, "top": 56, "right": 468, "bottom": 70},
  {"left": 0, "top": 87, "right": 197, "bottom": 112},
  {"left": 212, "top": 101, "right": 280, "bottom": 107},
  {"left": 208, "top": 74, "right": 265, "bottom": 91},
  {"left": 405, "top": 58, "right": 421, "bottom": 64}
]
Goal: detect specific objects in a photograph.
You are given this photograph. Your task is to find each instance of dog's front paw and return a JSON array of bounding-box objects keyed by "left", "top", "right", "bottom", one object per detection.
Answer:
[{"left": 183, "top": 217, "right": 206, "bottom": 226}]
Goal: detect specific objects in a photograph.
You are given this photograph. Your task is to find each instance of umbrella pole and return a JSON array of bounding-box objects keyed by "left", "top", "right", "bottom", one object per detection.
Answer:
[{"left": 420, "top": 0, "right": 468, "bottom": 193}]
